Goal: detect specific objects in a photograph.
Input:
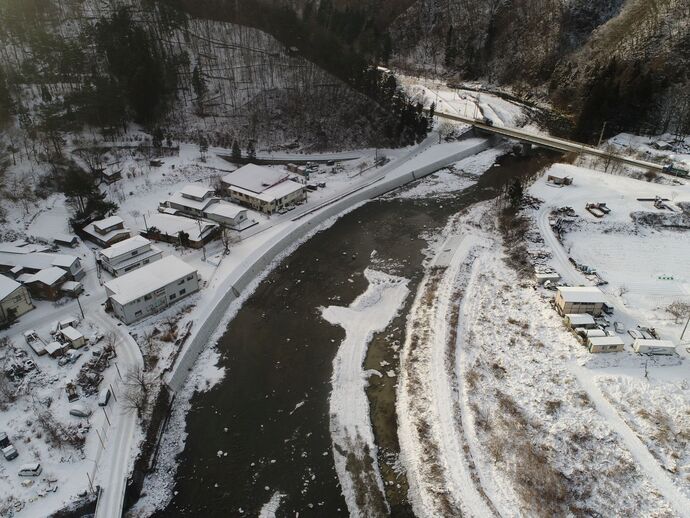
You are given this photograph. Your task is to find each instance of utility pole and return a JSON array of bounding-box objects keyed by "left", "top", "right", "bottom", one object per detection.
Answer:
[
  {"left": 681, "top": 312, "right": 690, "bottom": 342},
  {"left": 102, "top": 406, "right": 111, "bottom": 426},
  {"left": 196, "top": 219, "right": 206, "bottom": 261},
  {"left": 597, "top": 121, "right": 608, "bottom": 147},
  {"left": 76, "top": 294, "right": 85, "bottom": 319}
]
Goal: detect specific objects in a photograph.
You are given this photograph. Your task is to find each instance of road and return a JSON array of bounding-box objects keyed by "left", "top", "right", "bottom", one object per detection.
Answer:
[
  {"left": 433, "top": 111, "right": 667, "bottom": 173},
  {"left": 92, "top": 308, "right": 144, "bottom": 518}
]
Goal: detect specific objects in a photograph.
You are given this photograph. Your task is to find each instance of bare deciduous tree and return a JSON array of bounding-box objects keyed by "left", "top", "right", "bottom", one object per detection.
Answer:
[{"left": 666, "top": 300, "right": 690, "bottom": 324}]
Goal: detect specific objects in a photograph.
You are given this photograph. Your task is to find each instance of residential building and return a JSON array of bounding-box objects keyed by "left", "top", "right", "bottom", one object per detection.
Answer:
[
  {"left": 0, "top": 275, "right": 33, "bottom": 324},
  {"left": 161, "top": 185, "right": 250, "bottom": 229},
  {"left": 0, "top": 250, "right": 84, "bottom": 281},
  {"left": 99, "top": 236, "right": 163, "bottom": 277},
  {"left": 555, "top": 286, "right": 607, "bottom": 316},
  {"left": 17, "top": 267, "right": 68, "bottom": 300},
  {"left": 53, "top": 234, "right": 79, "bottom": 248},
  {"left": 82, "top": 216, "right": 131, "bottom": 247},
  {"left": 143, "top": 212, "right": 219, "bottom": 249},
  {"left": 633, "top": 339, "right": 676, "bottom": 355},
  {"left": 587, "top": 336, "right": 625, "bottom": 353},
  {"left": 221, "top": 164, "right": 306, "bottom": 214},
  {"left": 104, "top": 256, "right": 200, "bottom": 324}
]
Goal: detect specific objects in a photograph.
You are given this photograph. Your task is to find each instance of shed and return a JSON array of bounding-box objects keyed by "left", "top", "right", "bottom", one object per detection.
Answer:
[
  {"left": 564, "top": 313, "right": 596, "bottom": 329},
  {"left": 587, "top": 336, "right": 624, "bottom": 353},
  {"left": 45, "top": 341, "right": 68, "bottom": 357},
  {"left": 536, "top": 272, "right": 561, "bottom": 284},
  {"left": 60, "top": 281, "right": 83, "bottom": 297},
  {"left": 633, "top": 339, "right": 675, "bottom": 355},
  {"left": 59, "top": 326, "right": 85, "bottom": 349},
  {"left": 53, "top": 234, "right": 79, "bottom": 248}
]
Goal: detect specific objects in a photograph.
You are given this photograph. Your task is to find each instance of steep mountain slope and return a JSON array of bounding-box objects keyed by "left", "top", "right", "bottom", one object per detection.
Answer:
[{"left": 388, "top": 0, "right": 690, "bottom": 140}]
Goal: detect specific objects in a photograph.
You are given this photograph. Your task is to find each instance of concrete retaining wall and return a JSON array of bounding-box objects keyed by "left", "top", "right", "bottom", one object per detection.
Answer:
[{"left": 167, "top": 139, "right": 492, "bottom": 392}]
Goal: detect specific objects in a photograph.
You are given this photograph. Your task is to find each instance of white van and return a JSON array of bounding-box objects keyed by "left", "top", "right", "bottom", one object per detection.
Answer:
[
  {"left": 69, "top": 404, "right": 92, "bottom": 418},
  {"left": 18, "top": 463, "right": 42, "bottom": 477},
  {"left": 98, "top": 388, "right": 111, "bottom": 407}
]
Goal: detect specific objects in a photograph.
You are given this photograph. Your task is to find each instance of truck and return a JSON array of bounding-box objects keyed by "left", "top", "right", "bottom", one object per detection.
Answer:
[{"left": 662, "top": 164, "right": 689, "bottom": 177}]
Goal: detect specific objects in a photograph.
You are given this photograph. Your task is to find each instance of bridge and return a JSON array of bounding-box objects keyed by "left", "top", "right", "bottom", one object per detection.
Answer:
[{"left": 432, "top": 110, "right": 666, "bottom": 173}]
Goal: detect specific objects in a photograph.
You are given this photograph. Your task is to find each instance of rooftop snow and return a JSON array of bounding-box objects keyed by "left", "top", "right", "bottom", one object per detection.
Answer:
[
  {"left": 0, "top": 251, "right": 79, "bottom": 272},
  {"left": 633, "top": 339, "right": 675, "bottom": 348},
  {"left": 205, "top": 202, "right": 246, "bottom": 219},
  {"left": 0, "top": 274, "right": 22, "bottom": 299},
  {"left": 588, "top": 336, "right": 625, "bottom": 346},
  {"left": 565, "top": 314, "right": 596, "bottom": 325},
  {"left": 104, "top": 255, "right": 197, "bottom": 306},
  {"left": 60, "top": 326, "right": 83, "bottom": 341},
  {"left": 100, "top": 236, "right": 152, "bottom": 260},
  {"left": 26, "top": 267, "right": 68, "bottom": 285},
  {"left": 179, "top": 184, "right": 215, "bottom": 199},
  {"left": 229, "top": 179, "right": 305, "bottom": 203},
  {"left": 557, "top": 286, "right": 607, "bottom": 303},
  {"left": 222, "top": 164, "right": 288, "bottom": 194},
  {"left": 144, "top": 213, "right": 218, "bottom": 241},
  {"left": 93, "top": 215, "right": 124, "bottom": 231}
]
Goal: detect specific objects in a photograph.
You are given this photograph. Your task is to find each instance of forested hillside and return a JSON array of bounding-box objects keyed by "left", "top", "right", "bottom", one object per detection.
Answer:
[
  {"left": 0, "top": 0, "right": 429, "bottom": 153},
  {"left": 245, "top": 0, "right": 690, "bottom": 142}
]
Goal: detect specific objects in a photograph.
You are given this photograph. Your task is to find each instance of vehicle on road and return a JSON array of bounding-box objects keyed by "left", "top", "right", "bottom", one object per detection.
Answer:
[
  {"left": 18, "top": 463, "right": 42, "bottom": 477},
  {"left": 628, "top": 329, "right": 644, "bottom": 340},
  {"left": 0, "top": 432, "right": 10, "bottom": 448},
  {"left": 69, "top": 404, "right": 92, "bottom": 418},
  {"left": 2, "top": 445, "right": 18, "bottom": 461},
  {"left": 98, "top": 388, "right": 111, "bottom": 407},
  {"left": 614, "top": 322, "right": 626, "bottom": 334}
]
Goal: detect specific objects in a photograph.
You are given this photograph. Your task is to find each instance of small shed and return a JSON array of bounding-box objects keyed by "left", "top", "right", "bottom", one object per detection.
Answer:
[
  {"left": 565, "top": 314, "right": 596, "bottom": 329},
  {"left": 588, "top": 336, "right": 624, "bottom": 353},
  {"left": 536, "top": 272, "right": 561, "bottom": 284},
  {"left": 45, "top": 341, "right": 68, "bottom": 358},
  {"left": 59, "top": 326, "right": 86, "bottom": 349},
  {"left": 54, "top": 234, "right": 79, "bottom": 248},
  {"left": 633, "top": 339, "right": 675, "bottom": 355},
  {"left": 60, "top": 281, "right": 83, "bottom": 297}
]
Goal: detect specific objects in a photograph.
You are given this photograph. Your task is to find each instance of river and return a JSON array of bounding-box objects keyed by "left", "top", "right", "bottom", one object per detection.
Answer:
[{"left": 154, "top": 149, "right": 558, "bottom": 517}]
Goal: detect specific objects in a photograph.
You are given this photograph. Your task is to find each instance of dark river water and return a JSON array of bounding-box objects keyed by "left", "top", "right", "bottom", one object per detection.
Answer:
[{"left": 154, "top": 150, "right": 558, "bottom": 517}]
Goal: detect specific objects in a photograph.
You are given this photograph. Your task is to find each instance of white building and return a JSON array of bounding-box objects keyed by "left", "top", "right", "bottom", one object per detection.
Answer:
[
  {"left": 587, "top": 336, "right": 625, "bottom": 353},
  {"left": 104, "top": 256, "right": 200, "bottom": 324},
  {"left": 161, "top": 184, "right": 250, "bottom": 229},
  {"left": 82, "top": 216, "right": 131, "bottom": 247},
  {"left": 0, "top": 275, "right": 33, "bottom": 324},
  {"left": 633, "top": 339, "right": 676, "bottom": 355},
  {"left": 99, "top": 236, "right": 163, "bottom": 277},
  {"left": 555, "top": 286, "right": 607, "bottom": 316},
  {"left": 0, "top": 250, "right": 84, "bottom": 281},
  {"left": 221, "top": 164, "right": 306, "bottom": 214}
]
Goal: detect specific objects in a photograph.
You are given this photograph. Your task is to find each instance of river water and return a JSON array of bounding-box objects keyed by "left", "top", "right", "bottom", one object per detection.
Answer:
[{"left": 155, "top": 150, "right": 558, "bottom": 517}]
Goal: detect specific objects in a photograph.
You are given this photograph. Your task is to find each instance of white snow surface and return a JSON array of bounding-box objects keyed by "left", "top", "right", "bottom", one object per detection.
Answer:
[{"left": 321, "top": 268, "right": 409, "bottom": 517}]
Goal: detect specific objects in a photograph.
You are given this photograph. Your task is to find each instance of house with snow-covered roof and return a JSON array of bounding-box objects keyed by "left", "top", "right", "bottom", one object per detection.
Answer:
[
  {"left": 0, "top": 249, "right": 84, "bottom": 281},
  {"left": 555, "top": 286, "right": 607, "bottom": 316},
  {"left": 220, "top": 164, "right": 306, "bottom": 214},
  {"left": 82, "top": 215, "right": 131, "bottom": 247},
  {"left": 99, "top": 235, "right": 163, "bottom": 277},
  {"left": 161, "top": 184, "right": 251, "bottom": 229},
  {"left": 104, "top": 255, "right": 200, "bottom": 324}
]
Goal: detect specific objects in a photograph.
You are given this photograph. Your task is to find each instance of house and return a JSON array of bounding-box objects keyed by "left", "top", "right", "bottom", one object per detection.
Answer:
[
  {"left": 142, "top": 213, "right": 219, "bottom": 249},
  {"left": 82, "top": 216, "right": 131, "bottom": 247},
  {"left": 221, "top": 164, "right": 307, "bottom": 214},
  {"left": 547, "top": 174, "right": 573, "bottom": 186},
  {"left": 18, "top": 267, "right": 69, "bottom": 300},
  {"left": 0, "top": 275, "right": 33, "bottom": 325},
  {"left": 101, "top": 168, "right": 122, "bottom": 184},
  {"left": 53, "top": 234, "right": 79, "bottom": 248},
  {"left": 104, "top": 256, "right": 200, "bottom": 324},
  {"left": 555, "top": 287, "right": 607, "bottom": 316},
  {"left": 0, "top": 250, "right": 84, "bottom": 281},
  {"left": 633, "top": 339, "right": 676, "bottom": 355},
  {"left": 587, "top": 336, "right": 625, "bottom": 353},
  {"left": 99, "top": 236, "right": 163, "bottom": 277},
  {"left": 161, "top": 185, "right": 250, "bottom": 229},
  {"left": 564, "top": 313, "right": 597, "bottom": 329},
  {"left": 58, "top": 326, "right": 86, "bottom": 349}
]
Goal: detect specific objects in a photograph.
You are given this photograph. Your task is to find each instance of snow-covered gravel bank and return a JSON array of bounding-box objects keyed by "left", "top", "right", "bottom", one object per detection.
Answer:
[{"left": 321, "top": 268, "right": 409, "bottom": 517}]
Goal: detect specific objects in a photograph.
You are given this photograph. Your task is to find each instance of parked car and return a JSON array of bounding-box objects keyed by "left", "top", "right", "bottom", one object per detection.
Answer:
[
  {"left": 602, "top": 303, "right": 614, "bottom": 315},
  {"left": 98, "top": 388, "right": 112, "bottom": 407},
  {"left": 69, "top": 404, "right": 92, "bottom": 418},
  {"left": 18, "top": 463, "right": 42, "bottom": 477},
  {"left": 23, "top": 360, "right": 36, "bottom": 371},
  {"left": 614, "top": 322, "right": 626, "bottom": 334},
  {"left": 23, "top": 330, "right": 39, "bottom": 345},
  {"left": 0, "top": 432, "right": 10, "bottom": 448},
  {"left": 2, "top": 445, "right": 18, "bottom": 461}
]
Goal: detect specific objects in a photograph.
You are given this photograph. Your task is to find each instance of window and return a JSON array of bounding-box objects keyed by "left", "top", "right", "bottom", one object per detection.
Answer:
[
  {"left": 186, "top": 275, "right": 194, "bottom": 281},
  {"left": 179, "top": 289, "right": 186, "bottom": 296},
  {"left": 178, "top": 279, "right": 184, "bottom": 286},
  {"left": 144, "top": 294, "right": 152, "bottom": 301},
  {"left": 131, "top": 250, "right": 139, "bottom": 256},
  {"left": 135, "top": 310, "right": 142, "bottom": 316},
  {"left": 170, "top": 293, "right": 177, "bottom": 301}
]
